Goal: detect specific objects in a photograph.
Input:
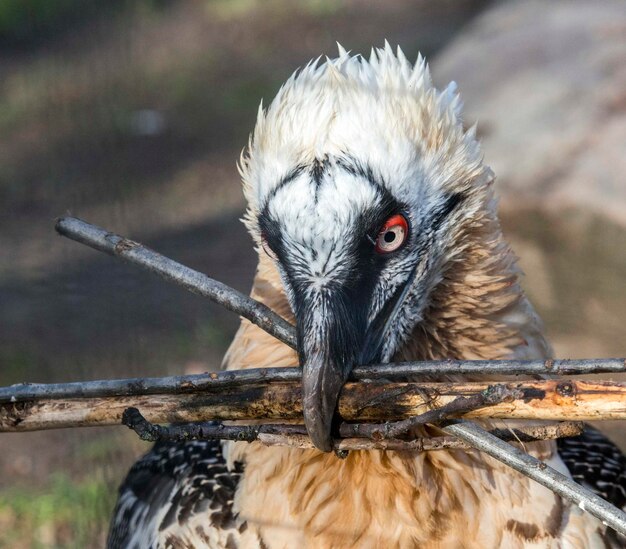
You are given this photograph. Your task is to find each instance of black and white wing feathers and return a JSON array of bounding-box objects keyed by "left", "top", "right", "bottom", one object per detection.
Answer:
[
  {"left": 558, "top": 426, "right": 626, "bottom": 510},
  {"left": 108, "top": 426, "right": 626, "bottom": 548},
  {"left": 107, "top": 439, "right": 245, "bottom": 549},
  {"left": 558, "top": 426, "right": 626, "bottom": 546}
]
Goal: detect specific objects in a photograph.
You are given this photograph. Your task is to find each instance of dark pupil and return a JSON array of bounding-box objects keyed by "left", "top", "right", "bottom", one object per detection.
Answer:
[{"left": 384, "top": 230, "right": 396, "bottom": 243}]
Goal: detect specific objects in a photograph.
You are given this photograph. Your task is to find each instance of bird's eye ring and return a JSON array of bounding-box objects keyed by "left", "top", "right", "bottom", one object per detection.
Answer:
[
  {"left": 261, "top": 233, "right": 278, "bottom": 261},
  {"left": 375, "top": 214, "right": 409, "bottom": 254}
]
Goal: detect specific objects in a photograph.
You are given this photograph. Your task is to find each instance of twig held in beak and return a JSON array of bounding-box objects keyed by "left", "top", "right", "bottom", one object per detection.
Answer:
[
  {"left": 339, "top": 384, "right": 522, "bottom": 440},
  {"left": 122, "top": 406, "right": 584, "bottom": 451}
]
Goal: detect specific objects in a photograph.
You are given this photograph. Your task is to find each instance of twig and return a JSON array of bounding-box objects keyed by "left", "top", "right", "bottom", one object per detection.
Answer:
[
  {"left": 444, "top": 421, "right": 626, "bottom": 537},
  {"left": 55, "top": 217, "right": 296, "bottom": 349},
  {"left": 122, "top": 406, "right": 584, "bottom": 450},
  {"left": 4, "top": 379, "right": 626, "bottom": 432},
  {"left": 54, "top": 216, "right": 626, "bottom": 536},
  {"left": 122, "top": 407, "right": 306, "bottom": 443},
  {"left": 358, "top": 357, "right": 626, "bottom": 377},
  {"left": 3, "top": 358, "right": 626, "bottom": 404},
  {"left": 339, "top": 384, "right": 522, "bottom": 440}
]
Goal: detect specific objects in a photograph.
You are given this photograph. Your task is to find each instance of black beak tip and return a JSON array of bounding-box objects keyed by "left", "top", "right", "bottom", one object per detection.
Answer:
[
  {"left": 301, "top": 358, "right": 347, "bottom": 453},
  {"left": 303, "top": 400, "right": 334, "bottom": 452}
]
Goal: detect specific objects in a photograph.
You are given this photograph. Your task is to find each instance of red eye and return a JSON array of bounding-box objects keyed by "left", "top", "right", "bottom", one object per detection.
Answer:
[{"left": 375, "top": 214, "right": 409, "bottom": 254}]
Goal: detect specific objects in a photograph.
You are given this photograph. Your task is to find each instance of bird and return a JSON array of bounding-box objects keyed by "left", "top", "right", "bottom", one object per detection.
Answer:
[{"left": 107, "top": 44, "right": 626, "bottom": 548}]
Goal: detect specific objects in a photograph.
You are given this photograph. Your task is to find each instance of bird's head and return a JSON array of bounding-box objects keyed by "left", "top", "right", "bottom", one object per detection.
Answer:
[{"left": 240, "top": 44, "right": 494, "bottom": 452}]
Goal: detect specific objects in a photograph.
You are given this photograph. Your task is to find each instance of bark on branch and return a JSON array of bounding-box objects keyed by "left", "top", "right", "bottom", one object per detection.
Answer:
[
  {"left": 3, "top": 379, "right": 626, "bottom": 432},
  {"left": 3, "top": 357, "right": 626, "bottom": 404},
  {"left": 121, "top": 406, "right": 584, "bottom": 451},
  {"left": 340, "top": 384, "right": 523, "bottom": 440}
]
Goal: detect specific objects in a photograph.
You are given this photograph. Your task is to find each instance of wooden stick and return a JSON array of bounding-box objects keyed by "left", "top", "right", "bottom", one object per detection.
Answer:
[
  {"left": 266, "top": 422, "right": 585, "bottom": 452},
  {"left": 55, "top": 217, "right": 297, "bottom": 349},
  {"left": 3, "top": 379, "right": 626, "bottom": 432},
  {"left": 444, "top": 421, "right": 626, "bottom": 537},
  {"left": 3, "top": 357, "right": 626, "bottom": 404},
  {"left": 121, "top": 407, "right": 584, "bottom": 451},
  {"left": 340, "top": 384, "right": 523, "bottom": 440}
]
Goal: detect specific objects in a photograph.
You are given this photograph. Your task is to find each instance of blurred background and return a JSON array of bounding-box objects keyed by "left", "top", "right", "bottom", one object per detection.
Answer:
[{"left": 0, "top": 0, "right": 625, "bottom": 546}]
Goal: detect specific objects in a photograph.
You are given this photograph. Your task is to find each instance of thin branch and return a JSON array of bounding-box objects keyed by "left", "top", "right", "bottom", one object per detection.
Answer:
[
  {"left": 3, "top": 358, "right": 626, "bottom": 404},
  {"left": 358, "top": 357, "right": 626, "bottom": 378},
  {"left": 339, "top": 384, "right": 523, "bottom": 440},
  {"left": 122, "top": 407, "right": 307, "bottom": 443},
  {"left": 122, "top": 406, "right": 584, "bottom": 450},
  {"left": 55, "top": 217, "right": 297, "bottom": 349},
  {"left": 444, "top": 421, "right": 626, "bottom": 537}
]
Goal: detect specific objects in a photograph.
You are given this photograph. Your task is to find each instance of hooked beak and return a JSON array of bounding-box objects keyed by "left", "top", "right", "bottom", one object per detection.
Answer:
[
  {"left": 297, "top": 288, "right": 360, "bottom": 453},
  {"left": 297, "top": 269, "right": 417, "bottom": 452},
  {"left": 301, "top": 347, "right": 349, "bottom": 453}
]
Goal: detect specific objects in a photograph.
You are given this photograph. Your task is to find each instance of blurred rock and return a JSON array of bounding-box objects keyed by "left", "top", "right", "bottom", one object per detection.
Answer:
[{"left": 435, "top": 0, "right": 626, "bottom": 226}]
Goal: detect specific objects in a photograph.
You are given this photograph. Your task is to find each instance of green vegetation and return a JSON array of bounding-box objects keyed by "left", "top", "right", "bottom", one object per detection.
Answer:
[
  {"left": 0, "top": 472, "right": 117, "bottom": 548},
  {"left": 0, "top": 349, "right": 36, "bottom": 386}
]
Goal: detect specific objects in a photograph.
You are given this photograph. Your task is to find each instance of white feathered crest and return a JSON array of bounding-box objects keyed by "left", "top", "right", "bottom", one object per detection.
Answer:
[{"left": 240, "top": 42, "right": 490, "bottom": 241}]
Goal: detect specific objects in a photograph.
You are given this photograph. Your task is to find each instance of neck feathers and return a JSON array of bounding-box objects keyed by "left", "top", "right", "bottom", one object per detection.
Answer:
[{"left": 403, "top": 206, "right": 552, "bottom": 363}]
